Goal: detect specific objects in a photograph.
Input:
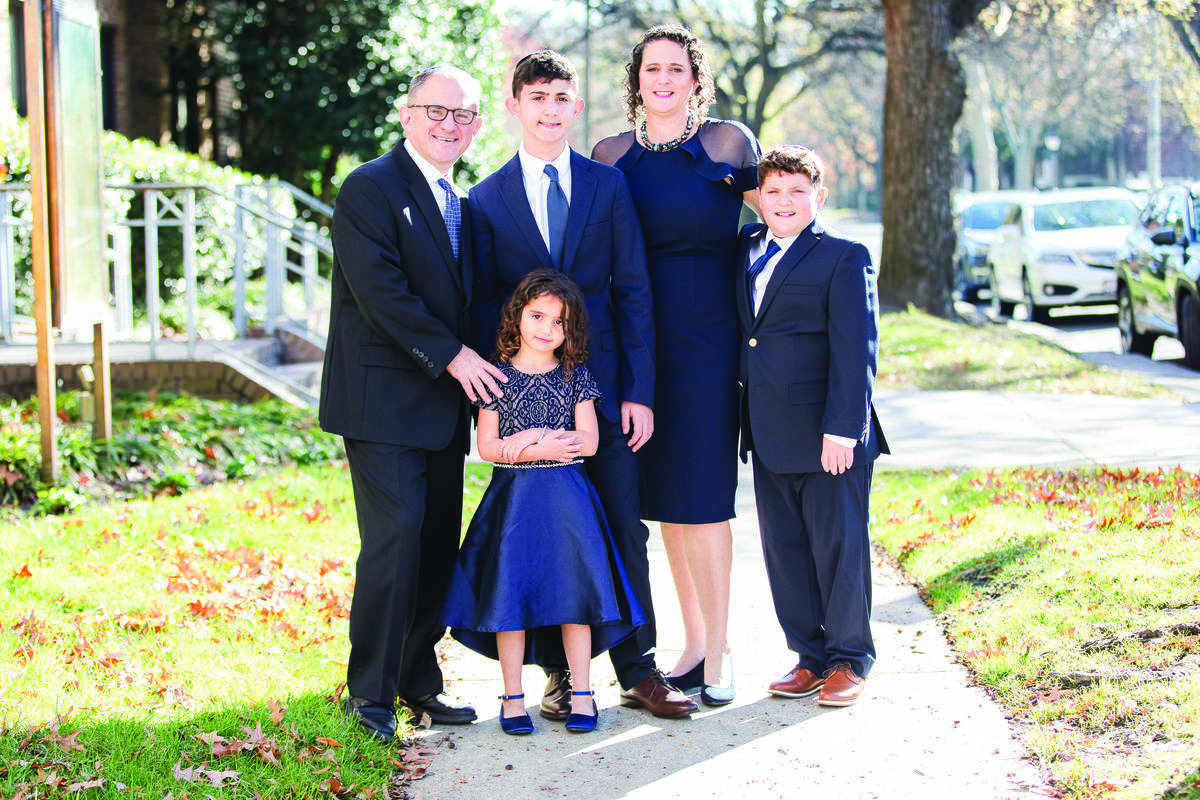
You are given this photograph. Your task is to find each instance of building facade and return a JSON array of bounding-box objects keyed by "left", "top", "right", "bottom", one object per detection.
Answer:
[{"left": 4, "top": 0, "right": 229, "bottom": 159}]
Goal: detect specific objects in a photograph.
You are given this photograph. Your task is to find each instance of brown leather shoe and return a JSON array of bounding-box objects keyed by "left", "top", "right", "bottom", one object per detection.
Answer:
[
  {"left": 539, "top": 669, "right": 571, "bottom": 721},
  {"left": 620, "top": 671, "right": 698, "bottom": 718},
  {"left": 817, "top": 663, "right": 865, "bottom": 707},
  {"left": 768, "top": 664, "right": 825, "bottom": 698}
]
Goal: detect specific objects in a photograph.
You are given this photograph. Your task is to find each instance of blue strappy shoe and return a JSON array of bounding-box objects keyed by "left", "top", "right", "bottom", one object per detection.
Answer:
[
  {"left": 564, "top": 690, "right": 598, "bottom": 733},
  {"left": 499, "top": 694, "right": 534, "bottom": 735}
]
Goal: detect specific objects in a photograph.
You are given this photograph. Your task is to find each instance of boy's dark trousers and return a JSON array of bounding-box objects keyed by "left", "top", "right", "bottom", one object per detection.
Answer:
[{"left": 751, "top": 455, "right": 876, "bottom": 679}]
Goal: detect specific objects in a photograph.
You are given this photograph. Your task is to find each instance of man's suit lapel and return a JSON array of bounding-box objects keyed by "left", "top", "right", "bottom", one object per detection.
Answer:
[
  {"left": 497, "top": 155, "right": 556, "bottom": 270},
  {"left": 562, "top": 150, "right": 596, "bottom": 274},
  {"left": 392, "top": 142, "right": 466, "bottom": 296},
  {"left": 459, "top": 200, "right": 473, "bottom": 302},
  {"left": 755, "top": 222, "right": 823, "bottom": 323}
]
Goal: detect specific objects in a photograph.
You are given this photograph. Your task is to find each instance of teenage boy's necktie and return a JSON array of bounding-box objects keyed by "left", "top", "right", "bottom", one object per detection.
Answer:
[{"left": 544, "top": 164, "right": 568, "bottom": 270}]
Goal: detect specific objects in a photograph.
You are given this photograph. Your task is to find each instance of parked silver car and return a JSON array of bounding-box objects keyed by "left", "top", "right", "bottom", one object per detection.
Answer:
[
  {"left": 988, "top": 188, "right": 1140, "bottom": 322},
  {"left": 1115, "top": 183, "right": 1200, "bottom": 370}
]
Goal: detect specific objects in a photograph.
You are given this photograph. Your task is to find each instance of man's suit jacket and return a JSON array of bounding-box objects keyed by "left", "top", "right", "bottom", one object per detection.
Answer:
[
  {"left": 735, "top": 220, "right": 888, "bottom": 474},
  {"left": 319, "top": 140, "right": 473, "bottom": 452},
  {"left": 468, "top": 149, "right": 654, "bottom": 422}
]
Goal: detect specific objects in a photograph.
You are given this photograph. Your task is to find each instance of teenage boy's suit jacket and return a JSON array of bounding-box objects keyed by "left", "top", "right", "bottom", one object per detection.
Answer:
[
  {"left": 734, "top": 220, "right": 888, "bottom": 474},
  {"left": 468, "top": 149, "right": 654, "bottom": 422}
]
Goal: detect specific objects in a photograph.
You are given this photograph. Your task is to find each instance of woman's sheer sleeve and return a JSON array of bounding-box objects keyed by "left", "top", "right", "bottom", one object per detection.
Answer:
[
  {"left": 591, "top": 132, "right": 635, "bottom": 166},
  {"left": 699, "top": 119, "right": 762, "bottom": 191}
]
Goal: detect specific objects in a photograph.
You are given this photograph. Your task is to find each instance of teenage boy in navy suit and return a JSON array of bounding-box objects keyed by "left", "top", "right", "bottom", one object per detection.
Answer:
[
  {"left": 470, "top": 50, "right": 697, "bottom": 719},
  {"left": 735, "top": 144, "right": 888, "bottom": 707}
]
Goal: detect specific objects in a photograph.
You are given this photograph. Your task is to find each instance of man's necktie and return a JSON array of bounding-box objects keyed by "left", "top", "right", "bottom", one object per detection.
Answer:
[
  {"left": 438, "top": 178, "right": 460, "bottom": 261},
  {"left": 544, "top": 164, "right": 569, "bottom": 270},
  {"left": 747, "top": 238, "right": 781, "bottom": 308}
]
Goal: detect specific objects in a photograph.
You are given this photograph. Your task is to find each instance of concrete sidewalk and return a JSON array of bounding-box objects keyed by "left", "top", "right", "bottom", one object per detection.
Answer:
[
  {"left": 876, "top": 390, "right": 1200, "bottom": 471},
  {"left": 411, "top": 390, "right": 1199, "bottom": 799}
]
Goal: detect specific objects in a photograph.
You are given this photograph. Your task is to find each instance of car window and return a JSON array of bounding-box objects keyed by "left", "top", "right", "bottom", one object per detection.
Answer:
[
  {"left": 962, "top": 202, "right": 1013, "bottom": 230},
  {"left": 1003, "top": 205, "right": 1022, "bottom": 226},
  {"left": 1180, "top": 190, "right": 1190, "bottom": 241},
  {"left": 1165, "top": 192, "right": 1186, "bottom": 239},
  {"left": 1031, "top": 198, "right": 1139, "bottom": 231},
  {"left": 1140, "top": 191, "right": 1168, "bottom": 232}
]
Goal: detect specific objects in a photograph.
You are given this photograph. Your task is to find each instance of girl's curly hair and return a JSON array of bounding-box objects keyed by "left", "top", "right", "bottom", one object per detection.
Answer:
[
  {"left": 623, "top": 24, "right": 715, "bottom": 127},
  {"left": 494, "top": 268, "right": 589, "bottom": 377}
]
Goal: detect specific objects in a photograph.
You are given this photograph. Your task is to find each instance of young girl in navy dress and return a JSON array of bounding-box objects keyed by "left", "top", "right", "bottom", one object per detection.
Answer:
[{"left": 440, "top": 269, "right": 646, "bottom": 735}]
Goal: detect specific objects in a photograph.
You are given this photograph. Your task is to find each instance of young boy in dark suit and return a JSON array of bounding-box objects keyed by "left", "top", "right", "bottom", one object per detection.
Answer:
[
  {"left": 735, "top": 144, "right": 888, "bottom": 707},
  {"left": 469, "top": 50, "right": 697, "bottom": 719}
]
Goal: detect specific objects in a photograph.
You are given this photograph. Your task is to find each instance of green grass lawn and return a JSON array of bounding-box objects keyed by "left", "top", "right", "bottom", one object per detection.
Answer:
[
  {"left": 879, "top": 308, "right": 1179, "bottom": 398},
  {"left": 0, "top": 462, "right": 490, "bottom": 798},
  {"left": 873, "top": 466, "right": 1200, "bottom": 800}
]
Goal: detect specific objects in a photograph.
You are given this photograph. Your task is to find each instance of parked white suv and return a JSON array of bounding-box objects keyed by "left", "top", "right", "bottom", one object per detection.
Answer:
[{"left": 987, "top": 187, "right": 1140, "bottom": 322}]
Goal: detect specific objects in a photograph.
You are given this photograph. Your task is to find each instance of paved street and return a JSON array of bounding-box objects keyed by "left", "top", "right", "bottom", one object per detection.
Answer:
[{"left": 831, "top": 213, "right": 1200, "bottom": 399}]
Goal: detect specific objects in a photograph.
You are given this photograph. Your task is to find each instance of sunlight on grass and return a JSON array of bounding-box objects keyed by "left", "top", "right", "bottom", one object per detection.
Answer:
[
  {"left": 873, "top": 466, "right": 1200, "bottom": 800},
  {"left": 879, "top": 307, "right": 1179, "bottom": 398},
  {"left": 0, "top": 461, "right": 493, "bottom": 797}
]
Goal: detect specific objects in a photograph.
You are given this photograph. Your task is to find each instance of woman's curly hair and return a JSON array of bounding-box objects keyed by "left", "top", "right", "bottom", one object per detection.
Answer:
[
  {"left": 494, "top": 268, "right": 589, "bottom": 377},
  {"left": 622, "top": 24, "right": 715, "bottom": 127}
]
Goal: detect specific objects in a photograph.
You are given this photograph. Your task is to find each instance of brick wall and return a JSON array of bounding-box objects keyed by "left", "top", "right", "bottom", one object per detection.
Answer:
[
  {"left": 113, "top": 0, "right": 168, "bottom": 142},
  {"left": 0, "top": 360, "right": 275, "bottom": 403}
]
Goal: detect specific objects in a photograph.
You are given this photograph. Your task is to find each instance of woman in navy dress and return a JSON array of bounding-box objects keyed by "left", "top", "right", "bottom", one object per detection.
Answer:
[
  {"left": 440, "top": 270, "right": 646, "bottom": 735},
  {"left": 592, "top": 24, "right": 760, "bottom": 706}
]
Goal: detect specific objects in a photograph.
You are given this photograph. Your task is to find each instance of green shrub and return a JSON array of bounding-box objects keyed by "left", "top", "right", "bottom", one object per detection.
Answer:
[{"left": 0, "top": 391, "right": 344, "bottom": 512}]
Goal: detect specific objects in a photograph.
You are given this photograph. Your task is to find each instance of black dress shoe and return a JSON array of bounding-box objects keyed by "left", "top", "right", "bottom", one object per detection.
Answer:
[
  {"left": 345, "top": 696, "right": 396, "bottom": 742},
  {"left": 667, "top": 659, "right": 705, "bottom": 693},
  {"left": 399, "top": 693, "right": 477, "bottom": 725},
  {"left": 539, "top": 669, "right": 571, "bottom": 721}
]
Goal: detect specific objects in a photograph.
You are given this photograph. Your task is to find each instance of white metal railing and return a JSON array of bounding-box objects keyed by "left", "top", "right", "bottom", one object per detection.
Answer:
[
  {"left": 0, "top": 189, "right": 26, "bottom": 341},
  {"left": 0, "top": 180, "right": 332, "bottom": 354}
]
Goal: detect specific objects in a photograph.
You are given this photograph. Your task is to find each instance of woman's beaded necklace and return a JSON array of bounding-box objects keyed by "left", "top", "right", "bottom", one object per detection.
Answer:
[{"left": 639, "top": 112, "right": 696, "bottom": 152}]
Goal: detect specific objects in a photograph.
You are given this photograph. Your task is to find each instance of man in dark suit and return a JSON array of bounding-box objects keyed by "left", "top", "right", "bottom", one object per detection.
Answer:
[
  {"left": 320, "top": 65, "right": 507, "bottom": 741},
  {"left": 735, "top": 145, "right": 888, "bottom": 708},
  {"left": 469, "top": 51, "right": 696, "bottom": 718}
]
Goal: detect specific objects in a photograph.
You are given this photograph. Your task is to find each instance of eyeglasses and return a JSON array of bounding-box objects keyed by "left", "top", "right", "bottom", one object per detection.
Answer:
[{"left": 408, "top": 104, "right": 480, "bottom": 125}]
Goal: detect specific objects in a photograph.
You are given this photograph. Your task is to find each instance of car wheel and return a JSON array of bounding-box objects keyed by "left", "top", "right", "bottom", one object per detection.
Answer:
[
  {"left": 957, "top": 262, "right": 980, "bottom": 303},
  {"left": 989, "top": 267, "right": 1015, "bottom": 317},
  {"left": 1022, "top": 271, "right": 1051, "bottom": 324},
  {"left": 1182, "top": 294, "right": 1200, "bottom": 371},
  {"left": 1117, "top": 285, "right": 1156, "bottom": 356}
]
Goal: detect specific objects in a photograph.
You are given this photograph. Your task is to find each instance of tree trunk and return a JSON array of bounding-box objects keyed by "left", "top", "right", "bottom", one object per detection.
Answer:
[
  {"left": 1012, "top": 135, "right": 1036, "bottom": 190},
  {"left": 964, "top": 59, "right": 998, "bottom": 192},
  {"left": 878, "top": 0, "right": 967, "bottom": 317}
]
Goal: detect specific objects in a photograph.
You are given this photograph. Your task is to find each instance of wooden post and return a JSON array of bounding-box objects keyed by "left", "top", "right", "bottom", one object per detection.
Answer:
[
  {"left": 92, "top": 321, "right": 111, "bottom": 440},
  {"left": 24, "top": 0, "right": 56, "bottom": 482}
]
